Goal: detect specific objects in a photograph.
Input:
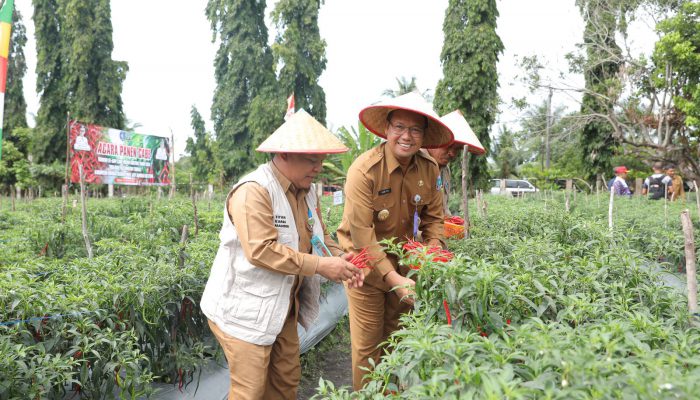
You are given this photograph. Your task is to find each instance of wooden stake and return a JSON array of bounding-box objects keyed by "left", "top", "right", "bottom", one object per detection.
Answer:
[
  {"left": 461, "top": 148, "right": 470, "bottom": 240},
  {"left": 190, "top": 173, "right": 199, "bottom": 236},
  {"left": 78, "top": 164, "right": 93, "bottom": 259},
  {"left": 169, "top": 131, "right": 176, "bottom": 199},
  {"left": 10, "top": 185, "right": 15, "bottom": 211},
  {"left": 681, "top": 210, "right": 698, "bottom": 315},
  {"left": 608, "top": 186, "right": 614, "bottom": 231},
  {"left": 179, "top": 225, "right": 189, "bottom": 268},
  {"left": 695, "top": 181, "right": 700, "bottom": 223}
]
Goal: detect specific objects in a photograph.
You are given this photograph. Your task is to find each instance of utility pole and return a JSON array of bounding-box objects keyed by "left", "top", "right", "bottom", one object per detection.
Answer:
[{"left": 545, "top": 87, "right": 553, "bottom": 169}]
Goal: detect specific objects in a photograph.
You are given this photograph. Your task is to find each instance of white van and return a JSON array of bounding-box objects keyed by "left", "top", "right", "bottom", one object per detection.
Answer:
[{"left": 490, "top": 179, "right": 539, "bottom": 196}]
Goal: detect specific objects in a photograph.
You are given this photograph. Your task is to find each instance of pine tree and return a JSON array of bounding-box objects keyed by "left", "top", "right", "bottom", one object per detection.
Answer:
[
  {"left": 434, "top": 0, "right": 503, "bottom": 190},
  {"left": 206, "top": 0, "right": 278, "bottom": 181},
  {"left": 185, "top": 106, "right": 218, "bottom": 183},
  {"left": 4, "top": 7, "right": 27, "bottom": 144},
  {"left": 272, "top": 0, "right": 327, "bottom": 123},
  {"left": 577, "top": 0, "right": 622, "bottom": 182},
  {"left": 33, "top": 0, "right": 66, "bottom": 163},
  {"left": 61, "top": 0, "right": 127, "bottom": 127},
  {"left": 33, "top": 0, "right": 127, "bottom": 164}
]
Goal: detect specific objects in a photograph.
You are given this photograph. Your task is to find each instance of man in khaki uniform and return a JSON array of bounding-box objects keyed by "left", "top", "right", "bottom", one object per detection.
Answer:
[
  {"left": 666, "top": 165, "right": 685, "bottom": 201},
  {"left": 426, "top": 110, "right": 486, "bottom": 216},
  {"left": 200, "top": 110, "right": 364, "bottom": 400},
  {"left": 337, "top": 93, "right": 454, "bottom": 390}
]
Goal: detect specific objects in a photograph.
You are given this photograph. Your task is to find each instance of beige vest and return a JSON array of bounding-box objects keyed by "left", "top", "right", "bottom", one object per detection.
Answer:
[{"left": 200, "top": 163, "right": 323, "bottom": 345}]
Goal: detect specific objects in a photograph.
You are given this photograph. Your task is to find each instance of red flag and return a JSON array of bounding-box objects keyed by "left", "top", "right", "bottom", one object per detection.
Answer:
[{"left": 284, "top": 92, "right": 295, "bottom": 121}]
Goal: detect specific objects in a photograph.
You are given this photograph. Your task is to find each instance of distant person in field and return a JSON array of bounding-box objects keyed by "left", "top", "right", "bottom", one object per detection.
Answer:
[
  {"left": 200, "top": 110, "right": 363, "bottom": 400},
  {"left": 611, "top": 166, "right": 632, "bottom": 196},
  {"left": 425, "top": 110, "right": 485, "bottom": 216},
  {"left": 73, "top": 124, "right": 91, "bottom": 151},
  {"left": 642, "top": 161, "right": 671, "bottom": 200},
  {"left": 337, "top": 93, "right": 452, "bottom": 390},
  {"left": 666, "top": 165, "right": 685, "bottom": 201}
]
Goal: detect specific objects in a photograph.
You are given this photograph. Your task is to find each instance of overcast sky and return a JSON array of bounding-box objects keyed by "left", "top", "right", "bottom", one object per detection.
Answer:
[{"left": 13, "top": 0, "right": 659, "bottom": 159}]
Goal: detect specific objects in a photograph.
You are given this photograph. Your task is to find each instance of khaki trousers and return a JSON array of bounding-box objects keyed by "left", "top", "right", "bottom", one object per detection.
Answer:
[
  {"left": 345, "top": 281, "right": 412, "bottom": 391},
  {"left": 208, "top": 314, "right": 300, "bottom": 400}
]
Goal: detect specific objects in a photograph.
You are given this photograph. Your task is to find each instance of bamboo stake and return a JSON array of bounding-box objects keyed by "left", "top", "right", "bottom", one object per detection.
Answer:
[
  {"left": 664, "top": 182, "right": 669, "bottom": 229},
  {"left": 178, "top": 225, "right": 189, "bottom": 268},
  {"left": 169, "top": 131, "right": 176, "bottom": 199},
  {"left": 680, "top": 210, "right": 697, "bottom": 315},
  {"left": 461, "top": 148, "right": 470, "bottom": 240},
  {"left": 78, "top": 164, "right": 93, "bottom": 259},
  {"left": 63, "top": 113, "right": 71, "bottom": 221},
  {"left": 695, "top": 181, "right": 700, "bottom": 223},
  {"left": 608, "top": 186, "right": 614, "bottom": 232},
  {"left": 190, "top": 173, "right": 199, "bottom": 236}
]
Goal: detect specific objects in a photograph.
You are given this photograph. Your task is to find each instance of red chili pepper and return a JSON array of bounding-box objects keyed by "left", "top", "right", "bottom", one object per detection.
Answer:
[
  {"left": 443, "top": 300, "right": 452, "bottom": 326},
  {"left": 349, "top": 247, "right": 375, "bottom": 269},
  {"left": 507, "top": 319, "right": 511, "bottom": 325},
  {"left": 178, "top": 368, "right": 184, "bottom": 392},
  {"left": 446, "top": 216, "right": 465, "bottom": 225}
]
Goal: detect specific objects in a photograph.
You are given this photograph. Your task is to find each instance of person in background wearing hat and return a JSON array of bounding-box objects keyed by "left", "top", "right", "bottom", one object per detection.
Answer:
[
  {"left": 666, "top": 165, "right": 685, "bottom": 201},
  {"left": 612, "top": 166, "right": 633, "bottom": 196},
  {"left": 200, "top": 110, "right": 364, "bottom": 400},
  {"left": 426, "top": 110, "right": 486, "bottom": 216},
  {"left": 642, "top": 161, "right": 672, "bottom": 200},
  {"left": 336, "top": 92, "right": 454, "bottom": 390}
]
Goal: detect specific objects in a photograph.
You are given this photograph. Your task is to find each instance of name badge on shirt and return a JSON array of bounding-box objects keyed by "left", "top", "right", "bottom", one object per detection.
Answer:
[
  {"left": 311, "top": 235, "right": 332, "bottom": 257},
  {"left": 378, "top": 188, "right": 392, "bottom": 196}
]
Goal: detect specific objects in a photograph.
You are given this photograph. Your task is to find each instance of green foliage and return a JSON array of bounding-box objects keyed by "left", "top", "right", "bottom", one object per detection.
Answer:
[
  {"left": 491, "top": 125, "right": 522, "bottom": 178},
  {"left": 317, "top": 194, "right": 699, "bottom": 398},
  {"left": 206, "top": 0, "right": 279, "bottom": 181},
  {"left": 272, "top": 0, "right": 327, "bottom": 123},
  {"left": 3, "top": 7, "right": 28, "bottom": 140},
  {"left": 434, "top": 0, "right": 503, "bottom": 191},
  {"left": 0, "top": 196, "right": 226, "bottom": 397},
  {"left": 185, "top": 106, "right": 221, "bottom": 184},
  {"left": 577, "top": 0, "right": 624, "bottom": 180},
  {"left": 33, "top": 0, "right": 127, "bottom": 167},
  {"left": 382, "top": 76, "right": 433, "bottom": 101},
  {"left": 323, "top": 122, "right": 381, "bottom": 183},
  {"left": 654, "top": 1, "right": 700, "bottom": 128}
]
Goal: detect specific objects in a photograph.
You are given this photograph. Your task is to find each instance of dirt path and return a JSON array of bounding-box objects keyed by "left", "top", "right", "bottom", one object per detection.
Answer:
[{"left": 297, "top": 318, "right": 353, "bottom": 399}]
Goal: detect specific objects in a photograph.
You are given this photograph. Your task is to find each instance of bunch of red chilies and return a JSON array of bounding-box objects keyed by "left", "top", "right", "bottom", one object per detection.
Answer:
[
  {"left": 349, "top": 247, "right": 374, "bottom": 269},
  {"left": 402, "top": 239, "right": 454, "bottom": 269},
  {"left": 445, "top": 215, "right": 465, "bottom": 225}
]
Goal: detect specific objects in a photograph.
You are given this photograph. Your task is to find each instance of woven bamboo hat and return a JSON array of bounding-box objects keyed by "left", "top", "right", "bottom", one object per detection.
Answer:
[
  {"left": 440, "top": 110, "right": 486, "bottom": 155},
  {"left": 256, "top": 109, "right": 348, "bottom": 154},
  {"left": 358, "top": 92, "right": 454, "bottom": 148}
]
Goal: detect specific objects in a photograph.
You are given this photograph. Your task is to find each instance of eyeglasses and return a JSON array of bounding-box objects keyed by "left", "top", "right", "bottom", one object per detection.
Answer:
[{"left": 388, "top": 122, "right": 425, "bottom": 138}]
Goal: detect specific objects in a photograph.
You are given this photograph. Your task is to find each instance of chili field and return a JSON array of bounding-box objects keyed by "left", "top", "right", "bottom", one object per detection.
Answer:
[
  {"left": 1, "top": 192, "right": 699, "bottom": 399},
  {"left": 315, "top": 193, "right": 700, "bottom": 399}
]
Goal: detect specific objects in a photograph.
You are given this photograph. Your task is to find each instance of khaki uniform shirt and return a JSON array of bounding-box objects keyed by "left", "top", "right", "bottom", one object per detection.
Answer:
[
  {"left": 227, "top": 161, "right": 343, "bottom": 288},
  {"left": 337, "top": 143, "right": 444, "bottom": 291},
  {"left": 670, "top": 175, "right": 686, "bottom": 201}
]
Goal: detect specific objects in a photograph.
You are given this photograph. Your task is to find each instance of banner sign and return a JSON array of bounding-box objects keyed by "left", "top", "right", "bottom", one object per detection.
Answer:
[{"left": 69, "top": 120, "right": 172, "bottom": 186}]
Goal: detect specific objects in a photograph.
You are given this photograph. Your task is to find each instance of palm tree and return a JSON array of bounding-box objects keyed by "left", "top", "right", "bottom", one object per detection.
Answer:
[{"left": 382, "top": 76, "right": 433, "bottom": 101}]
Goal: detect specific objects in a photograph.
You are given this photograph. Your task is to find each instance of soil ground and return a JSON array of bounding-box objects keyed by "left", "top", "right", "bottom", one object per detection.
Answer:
[{"left": 297, "top": 316, "right": 353, "bottom": 399}]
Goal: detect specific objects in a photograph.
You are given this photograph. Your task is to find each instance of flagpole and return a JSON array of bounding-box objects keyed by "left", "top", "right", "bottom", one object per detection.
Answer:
[{"left": 0, "top": 0, "right": 15, "bottom": 161}]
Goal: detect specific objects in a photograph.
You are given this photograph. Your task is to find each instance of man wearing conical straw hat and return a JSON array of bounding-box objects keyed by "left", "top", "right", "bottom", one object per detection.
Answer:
[
  {"left": 426, "top": 110, "right": 486, "bottom": 216},
  {"left": 336, "top": 92, "right": 454, "bottom": 390},
  {"left": 200, "top": 109, "right": 364, "bottom": 400}
]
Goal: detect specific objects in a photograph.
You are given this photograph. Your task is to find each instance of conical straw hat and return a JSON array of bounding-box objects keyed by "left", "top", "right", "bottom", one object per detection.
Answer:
[
  {"left": 358, "top": 92, "right": 454, "bottom": 148},
  {"left": 440, "top": 110, "right": 486, "bottom": 155},
  {"left": 256, "top": 109, "right": 349, "bottom": 154}
]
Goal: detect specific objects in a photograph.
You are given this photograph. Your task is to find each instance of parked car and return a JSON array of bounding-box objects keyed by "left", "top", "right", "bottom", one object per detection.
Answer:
[
  {"left": 322, "top": 184, "right": 342, "bottom": 196},
  {"left": 490, "top": 179, "right": 539, "bottom": 196}
]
